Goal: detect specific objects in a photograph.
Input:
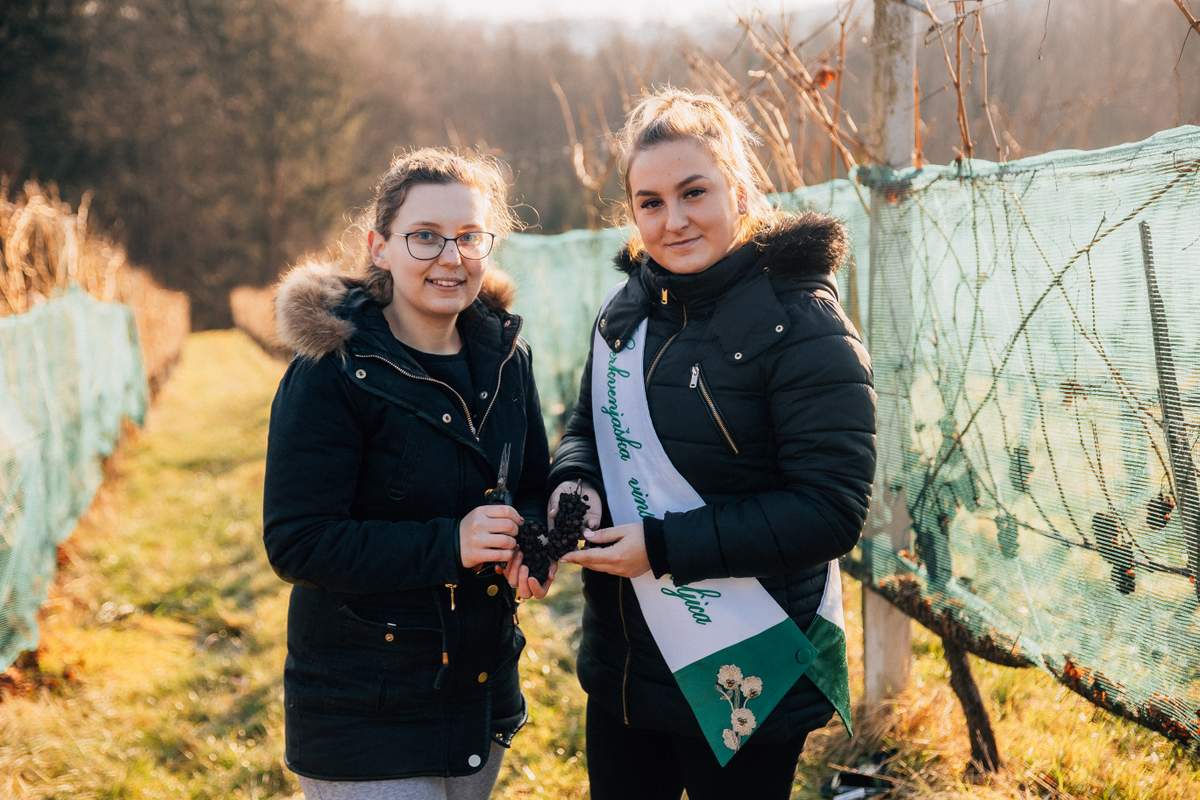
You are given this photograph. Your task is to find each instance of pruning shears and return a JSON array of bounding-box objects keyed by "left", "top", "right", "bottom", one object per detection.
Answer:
[
  {"left": 484, "top": 443, "right": 513, "bottom": 507},
  {"left": 477, "top": 443, "right": 513, "bottom": 574}
]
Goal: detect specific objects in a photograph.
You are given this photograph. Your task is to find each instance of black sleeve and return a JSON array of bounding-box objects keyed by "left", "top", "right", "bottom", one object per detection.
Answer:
[
  {"left": 547, "top": 339, "right": 604, "bottom": 493},
  {"left": 660, "top": 320, "right": 877, "bottom": 584},
  {"left": 643, "top": 516, "right": 670, "bottom": 578},
  {"left": 262, "top": 355, "right": 462, "bottom": 593},
  {"left": 513, "top": 346, "right": 551, "bottom": 525}
]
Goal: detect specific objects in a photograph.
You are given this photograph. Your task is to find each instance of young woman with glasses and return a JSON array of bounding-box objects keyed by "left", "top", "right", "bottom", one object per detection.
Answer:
[{"left": 263, "top": 148, "right": 552, "bottom": 799}]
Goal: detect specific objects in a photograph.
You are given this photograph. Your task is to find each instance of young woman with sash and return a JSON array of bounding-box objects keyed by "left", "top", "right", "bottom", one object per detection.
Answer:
[
  {"left": 546, "top": 90, "right": 877, "bottom": 799},
  {"left": 264, "top": 148, "right": 552, "bottom": 799}
]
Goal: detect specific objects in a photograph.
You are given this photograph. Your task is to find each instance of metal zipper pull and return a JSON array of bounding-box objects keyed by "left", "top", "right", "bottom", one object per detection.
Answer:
[
  {"left": 689, "top": 364, "right": 700, "bottom": 389},
  {"left": 445, "top": 583, "right": 457, "bottom": 611},
  {"left": 660, "top": 288, "right": 669, "bottom": 304}
]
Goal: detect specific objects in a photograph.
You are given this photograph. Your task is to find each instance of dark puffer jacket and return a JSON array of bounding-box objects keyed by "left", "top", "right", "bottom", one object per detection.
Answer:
[
  {"left": 548, "top": 214, "right": 876, "bottom": 741},
  {"left": 263, "top": 262, "right": 549, "bottom": 780}
]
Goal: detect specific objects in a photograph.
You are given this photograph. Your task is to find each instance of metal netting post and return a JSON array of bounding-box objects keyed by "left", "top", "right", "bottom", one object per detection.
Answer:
[{"left": 862, "top": 0, "right": 917, "bottom": 708}]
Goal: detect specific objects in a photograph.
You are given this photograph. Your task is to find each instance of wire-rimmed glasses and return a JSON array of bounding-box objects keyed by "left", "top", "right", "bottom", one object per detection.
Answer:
[{"left": 398, "top": 230, "right": 496, "bottom": 260}]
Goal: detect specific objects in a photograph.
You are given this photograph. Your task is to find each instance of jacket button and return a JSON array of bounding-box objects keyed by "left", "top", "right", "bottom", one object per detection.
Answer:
[
  {"left": 442, "top": 413, "right": 452, "bottom": 423},
  {"left": 384, "top": 632, "right": 394, "bottom": 642},
  {"left": 503, "top": 320, "right": 512, "bottom": 327},
  {"left": 468, "top": 754, "right": 482, "bottom": 768},
  {"left": 599, "top": 317, "right": 607, "bottom": 329},
  {"left": 733, "top": 352, "right": 744, "bottom": 360},
  {"left": 614, "top": 339, "right": 622, "bottom": 349},
  {"left": 355, "top": 368, "right": 366, "bottom": 379},
  {"left": 775, "top": 324, "right": 784, "bottom": 333},
  {"left": 486, "top": 584, "right": 499, "bottom": 597},
  {"left": 479, "top": 390, "right": 488, "bottom": 400},
  {"left": 477, "top": 671, "right": 488, "bottom": 683}
]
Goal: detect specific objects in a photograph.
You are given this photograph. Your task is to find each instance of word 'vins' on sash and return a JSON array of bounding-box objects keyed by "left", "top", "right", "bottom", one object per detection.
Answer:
[{"left": 590, "top": 292, "right": 851, "bottom": 766}]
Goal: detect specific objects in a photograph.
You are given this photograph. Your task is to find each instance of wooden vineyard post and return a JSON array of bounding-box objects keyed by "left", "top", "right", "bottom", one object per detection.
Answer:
[{"left": 862, "top": 0, "right": 917, "bottom": 708}]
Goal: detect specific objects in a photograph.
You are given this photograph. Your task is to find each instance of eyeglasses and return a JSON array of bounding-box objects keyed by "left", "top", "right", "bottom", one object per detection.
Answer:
[{"left": 398, "top": 230, "right": 496, "bottom": 261}]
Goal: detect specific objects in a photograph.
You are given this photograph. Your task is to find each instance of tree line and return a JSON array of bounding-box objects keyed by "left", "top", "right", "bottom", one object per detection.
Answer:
[{"left": 1, "top": 0, "right": 1195, "bottom": 326}]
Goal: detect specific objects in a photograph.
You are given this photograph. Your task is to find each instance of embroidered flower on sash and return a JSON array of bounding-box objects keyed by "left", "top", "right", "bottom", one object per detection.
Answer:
[
  {"left": 717, "top": 664, "right": 743, "bottom": 690},
  {"left": 716, "top": 664, "right": 763, "bottom": 751},
  {"left": 731, "top": 707, "right": 757, "bottom": 735}
]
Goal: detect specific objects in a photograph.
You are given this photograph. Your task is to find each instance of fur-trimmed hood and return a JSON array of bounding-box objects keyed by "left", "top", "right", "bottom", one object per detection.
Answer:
[
  {"left": 595, "top": 210, "right": 850, "bottom": 360},
  {"left": 273, "top": 258, "right": 517, "bottom": 361},
  {"left": 611, "top": 210, "right": 847, "bottom": 278}
]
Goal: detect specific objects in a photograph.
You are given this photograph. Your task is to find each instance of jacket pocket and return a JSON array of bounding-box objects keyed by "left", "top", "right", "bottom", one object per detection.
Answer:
[
  {"left": 285, "top": 656, "right": 388, "bottom": 716},
  {"left": 335, "top": 602, "right": 442, "bottom": 656},
  {"left": 689, "top": 364, "right": 740, "bottom": 455},
  {"left": 299, "top": 604, "right": 444, "bottom": 715}
]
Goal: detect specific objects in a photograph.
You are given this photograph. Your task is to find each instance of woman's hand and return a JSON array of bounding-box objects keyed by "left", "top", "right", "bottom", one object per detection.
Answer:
[
  {"left": 559, "top": 522, "right": 650, "bottom": 578},
  {"left": 503, "top": 551, "right": 558, "bottom": 600},
  {"left": 547, "top": 480, "right": 602, "bottom": 530},
  {"left": 459, "top": 505, "right": 522, "bottom": 569}
]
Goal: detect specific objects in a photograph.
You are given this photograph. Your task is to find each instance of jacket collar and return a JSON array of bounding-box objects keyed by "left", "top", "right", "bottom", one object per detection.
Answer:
[
  {"left": 598, "top": 211, "right": 847, "bottom": 362},
  {"left": 273, "top": 259, "right": 521, "bottom": 367}
]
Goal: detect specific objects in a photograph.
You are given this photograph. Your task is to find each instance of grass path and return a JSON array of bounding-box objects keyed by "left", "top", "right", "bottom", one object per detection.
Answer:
[{"left": 0, "top": 330, "right": 1196, "bottom": 798}]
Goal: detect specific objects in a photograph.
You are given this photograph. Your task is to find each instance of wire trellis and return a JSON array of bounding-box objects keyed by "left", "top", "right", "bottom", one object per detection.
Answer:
[
  {"left": 856, "top": 125, "right": 1200, "bottom": 745},
  {"left": 497, "top": 125, "right": 1200, "bottom": 746}
]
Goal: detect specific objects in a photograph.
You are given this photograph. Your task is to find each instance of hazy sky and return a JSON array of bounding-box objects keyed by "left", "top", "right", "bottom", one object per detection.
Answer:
[{"left": 352, "top": 0, "right": 837, "bottom": 24}]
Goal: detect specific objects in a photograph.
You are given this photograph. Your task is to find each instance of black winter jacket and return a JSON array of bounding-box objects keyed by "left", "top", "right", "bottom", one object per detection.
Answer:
[
  {"left": 263, "top": 263, "right": 549, "bottom": 780},
  {"left": 548, "top": 214, "right": 876, "bottom": 741}
]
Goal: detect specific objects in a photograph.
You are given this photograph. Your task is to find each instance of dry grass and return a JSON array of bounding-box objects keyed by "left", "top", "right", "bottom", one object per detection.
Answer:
[
  {"left": 794, "top": 580, "right": 1200, "bottom": 798},
  {"left": 0, "top": 330, "right": 293, "bottom": 800},
  {"left": 1, "top": 329, "right": 1197, "bottom": 798},
  {"left": 230, "top": 284, "right": 290, "bottom": 360},
  {"left": 0, "top": 181, "right": 190, "bottom": 390}
]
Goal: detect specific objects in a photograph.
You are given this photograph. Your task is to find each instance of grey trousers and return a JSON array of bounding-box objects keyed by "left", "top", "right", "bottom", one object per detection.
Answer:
[{"left": 297, "top": 743, "right": 505, "bottom": 800}]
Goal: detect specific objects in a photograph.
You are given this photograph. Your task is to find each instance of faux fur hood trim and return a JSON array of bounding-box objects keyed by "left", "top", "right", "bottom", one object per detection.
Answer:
[
  {"left": 611, "top": 210, "right": 848, "bottom": 278},
  {"left": 273, "top": 258, "right": 517, "bottom": 360}
]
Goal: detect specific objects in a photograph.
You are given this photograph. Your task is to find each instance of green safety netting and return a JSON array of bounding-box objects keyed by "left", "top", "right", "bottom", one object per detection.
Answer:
[
  {"left": 0, "top": 288, "right": 148, "bottom": 670},
  {"left": 498, "top": 125, "right": 1200, "bottom": 744}
]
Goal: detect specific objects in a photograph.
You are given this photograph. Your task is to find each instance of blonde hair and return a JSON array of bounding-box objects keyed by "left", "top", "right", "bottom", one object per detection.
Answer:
[
  {"left": 617, "top": 88, "right": 780, "bottom": 260},
  {"left": 361, "top": 148, "right": 522, "bottom": 303}
]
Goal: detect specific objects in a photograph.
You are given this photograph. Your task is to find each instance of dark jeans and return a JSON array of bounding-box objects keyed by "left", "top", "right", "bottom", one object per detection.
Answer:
[{"left": 585, "top": 698, "right": 809, "bottom": 800}]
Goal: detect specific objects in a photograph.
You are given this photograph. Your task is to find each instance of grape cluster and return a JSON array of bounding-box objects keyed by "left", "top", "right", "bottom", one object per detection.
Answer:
[
  {"left": 515, "top": 490, "right": 591, "bottom": 583},
  {"left": 1092, "top": 512, "right": 1136, "bottom": 595},
  {"left": 1146, "top": 492, "right": 1176, "bottom": 529}
]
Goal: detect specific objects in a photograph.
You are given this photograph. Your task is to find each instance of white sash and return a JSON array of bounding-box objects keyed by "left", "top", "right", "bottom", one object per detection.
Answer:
[{"left": 593, "top": 319, "right": 797, "bottom": 668}]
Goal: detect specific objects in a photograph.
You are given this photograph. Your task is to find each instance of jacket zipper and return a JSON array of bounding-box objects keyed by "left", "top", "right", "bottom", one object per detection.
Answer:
[
  {"left": 477, "top": 318, "right": 524, "bottom": 435},
  {"left": 359, "top": 324, "right": 520, "bottom": 631},
  {"left": 355, "top": 316, "right": 523, "bottom": 441},
  {"left": 645, "top": 296, "right": 687, "bottom": 386},
  {"left": 356, "top": 353, "right": 479, "bottom": 438},
  {"left": 442, "top": 581, "right": 457, "bottom": 668},
  {"left": 690, "top": 364, "right": 740, "bottom": 455},
  {"left": 617, "top": 578, "right": 632, "bottom": 725}
]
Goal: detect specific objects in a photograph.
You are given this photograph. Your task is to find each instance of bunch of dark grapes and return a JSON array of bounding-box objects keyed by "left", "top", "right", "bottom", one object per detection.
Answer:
[
  {"left": 515, "top": 490, "right": 591, "bottom": 583},
  {"left": 553, "top": 490, "right": 590, "bottom": 549},
  {"left": 515, "top": 520, "right": 553, "bottom": 583}
]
